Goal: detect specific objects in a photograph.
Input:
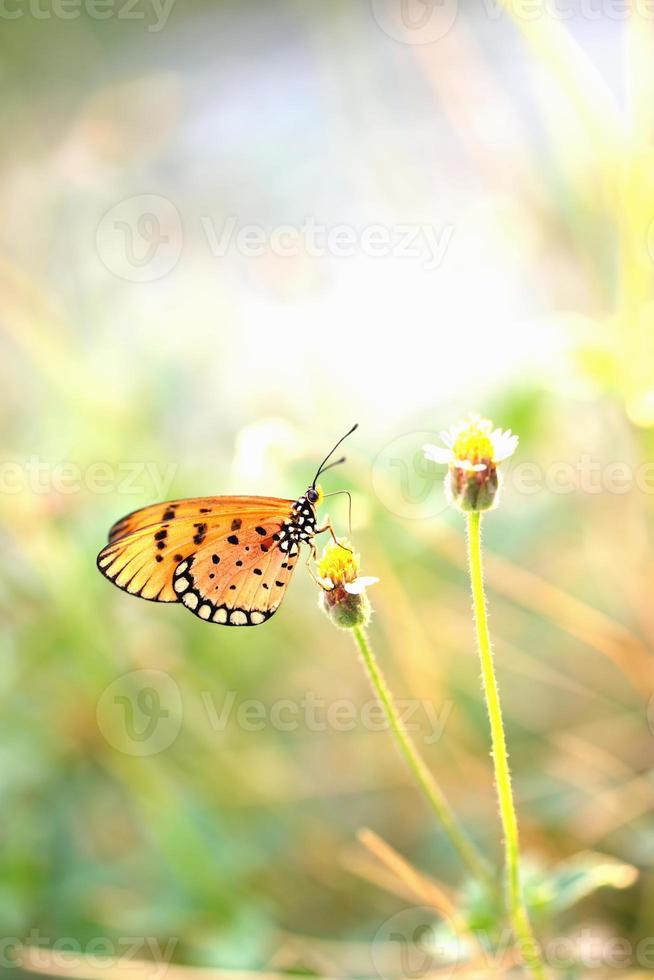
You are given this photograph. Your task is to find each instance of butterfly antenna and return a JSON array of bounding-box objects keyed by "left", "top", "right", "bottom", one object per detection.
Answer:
[
  {"left": 317, "top": 456, "right": 346, "bottom": 476},
  {"left": 312, "top": 424, "right": 358, "bottom": 487}
]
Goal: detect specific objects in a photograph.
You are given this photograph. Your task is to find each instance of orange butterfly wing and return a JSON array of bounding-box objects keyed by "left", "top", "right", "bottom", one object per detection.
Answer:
[
  {"left": 97, "top": 497, "right": 299, "bottom": 624},
  {"left": 172, "top": 524, "right": 299, "bottom": 626},
  {"left": 107, "top": 495, "right": 292, "bottom": 544}
]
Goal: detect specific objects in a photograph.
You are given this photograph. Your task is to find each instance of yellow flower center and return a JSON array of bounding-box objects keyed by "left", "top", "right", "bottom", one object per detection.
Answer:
[
  {"left": 317, "top": 540, "right": 359, "bottom": 585},
  {"left": 452, "top": 419, "right": 495, "bottom": 465}
]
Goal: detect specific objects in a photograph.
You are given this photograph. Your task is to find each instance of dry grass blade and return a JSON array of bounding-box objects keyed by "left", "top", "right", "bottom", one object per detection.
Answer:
[
  {"left": 352, "top": 830, "right": 523, "bottom": 976},
  {"left": 18, "top": 947, "right": 340, "bottom": 980},
  {"left": 356, "top": 827, "right": 459, "bottom": 918},
  {"left": 432, "top": 527, "right": 654, "bottom": 695},
  {"left": 548, "top": 732, "right": 654, "bottom": 843},
  {"left": 495, "top": 0, "right": 623, "bottom": 172}
]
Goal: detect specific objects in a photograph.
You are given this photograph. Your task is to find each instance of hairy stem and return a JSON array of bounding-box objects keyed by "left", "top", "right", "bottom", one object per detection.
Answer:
[
  {"left": 351, "top": 623, "right": 494, "bottom": 889},
  {"left": 467, "top": 511, "right": 546, "bottom": 979}
]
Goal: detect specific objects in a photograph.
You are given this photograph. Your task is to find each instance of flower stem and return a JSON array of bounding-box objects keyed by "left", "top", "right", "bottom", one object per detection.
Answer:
[
  {"left": 466, "top": 511, "right": 546, "bottom": 979},
  {"left": 351, "top": 623, "right": 494, "bottom": 890}
]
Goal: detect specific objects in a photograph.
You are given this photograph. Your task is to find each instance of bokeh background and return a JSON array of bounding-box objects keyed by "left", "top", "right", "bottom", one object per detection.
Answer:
[{"left": 3, "top": 1, "right": 654, "bottom": 977}]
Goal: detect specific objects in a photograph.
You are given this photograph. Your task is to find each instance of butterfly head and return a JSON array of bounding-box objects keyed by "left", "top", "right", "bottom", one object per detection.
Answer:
[
  {"left": 306, "top": 484, "right": 324, "bottom": 507},
  {"left": 292, "top": 483, "right": 323, "bottom": 516}
]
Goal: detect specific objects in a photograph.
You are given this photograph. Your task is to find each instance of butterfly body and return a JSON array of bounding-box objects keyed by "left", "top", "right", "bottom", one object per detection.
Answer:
[
  {"left": 278, "top": 494, "right": 319, "bottom": 552},
  {"left": 97, "top": 426, "right": 357, "bottom": 627}
]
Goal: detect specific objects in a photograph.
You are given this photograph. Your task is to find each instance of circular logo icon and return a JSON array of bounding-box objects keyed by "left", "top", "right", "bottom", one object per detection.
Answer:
[
  {"left": 371, "top": 906, "right": 462, "bottom": 980},
  {"left": 96, "top": 669, "right": 183, "bottom": 757},
  {"left": 96, "top": 194, "right": 183, "bottom": 282},
  {"left": 372, "top": 431, "right": 447, "bottom": 520},
  {"left": 370, "top": 0, "right": 458, "bottom": 45}
]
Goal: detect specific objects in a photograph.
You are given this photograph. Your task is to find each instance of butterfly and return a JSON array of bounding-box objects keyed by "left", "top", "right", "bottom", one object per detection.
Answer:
[{"left": 96, "top": 425, "right": 357, "bottom": 627}]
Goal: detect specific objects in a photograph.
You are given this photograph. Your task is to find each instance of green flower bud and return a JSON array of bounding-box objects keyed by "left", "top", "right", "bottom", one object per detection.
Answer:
[
  {"left": 320, "top": 584, "right": 372, "bottom": 630},
  {"left": 447, "top": 462, "right": 500, "bottom": 513}
]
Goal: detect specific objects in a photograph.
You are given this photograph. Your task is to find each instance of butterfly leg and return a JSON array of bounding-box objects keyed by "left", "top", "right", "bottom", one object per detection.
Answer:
[
  {"left": 305, "top": 540, "right": 331, "bottom": 591},
  {"left": 315, "top": 519, "right": 353, "bottom": 553}
]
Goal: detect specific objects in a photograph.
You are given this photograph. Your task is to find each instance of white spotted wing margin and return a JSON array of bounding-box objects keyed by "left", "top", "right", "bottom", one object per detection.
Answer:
[{"left": 172, "top": 548, "right": 296, "bottom": 627}]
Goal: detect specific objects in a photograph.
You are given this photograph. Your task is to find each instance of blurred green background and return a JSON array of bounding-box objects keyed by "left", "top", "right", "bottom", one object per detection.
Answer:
[{"left": 2, "top": 1, "right": 654, "bottom": 977}]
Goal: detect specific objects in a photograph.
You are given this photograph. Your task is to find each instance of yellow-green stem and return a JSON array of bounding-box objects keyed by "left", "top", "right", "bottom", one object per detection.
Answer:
[
  {"left": 351, "top": 623, "right": 494, "bottom": 890},
  {"left": 466, "top": 511, "right": 547, "bottom": 980}
]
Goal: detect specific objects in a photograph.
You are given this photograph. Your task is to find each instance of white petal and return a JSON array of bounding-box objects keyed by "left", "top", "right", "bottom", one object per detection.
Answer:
[
  {"left": 439, "top": 428, "right": 455, "bottom": 448},
  {"left": 423, "top": 444, "right": 453, "bottom": 464},
  {"left": 493, "top": 430, "right": 519, "bottom": 462},
  {"left": 345, "top": 576, "right": 379, "bottom": 594},
  {"left": 455, "top": 459, "right": 487, "bottom": 472}
]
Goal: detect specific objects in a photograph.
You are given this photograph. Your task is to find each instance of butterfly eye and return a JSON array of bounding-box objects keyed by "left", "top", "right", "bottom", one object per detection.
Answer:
[{"left": 306, "top": 488, "right": 319, "bottom": 503}]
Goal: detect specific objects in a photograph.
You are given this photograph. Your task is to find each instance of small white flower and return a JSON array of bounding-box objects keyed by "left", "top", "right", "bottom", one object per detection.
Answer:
[
  {"left": 423, "top": 414, "right": 518, "bottom": 472},
  {"left": 344, "top": 576, "right": 379, "bottom": 595}
]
